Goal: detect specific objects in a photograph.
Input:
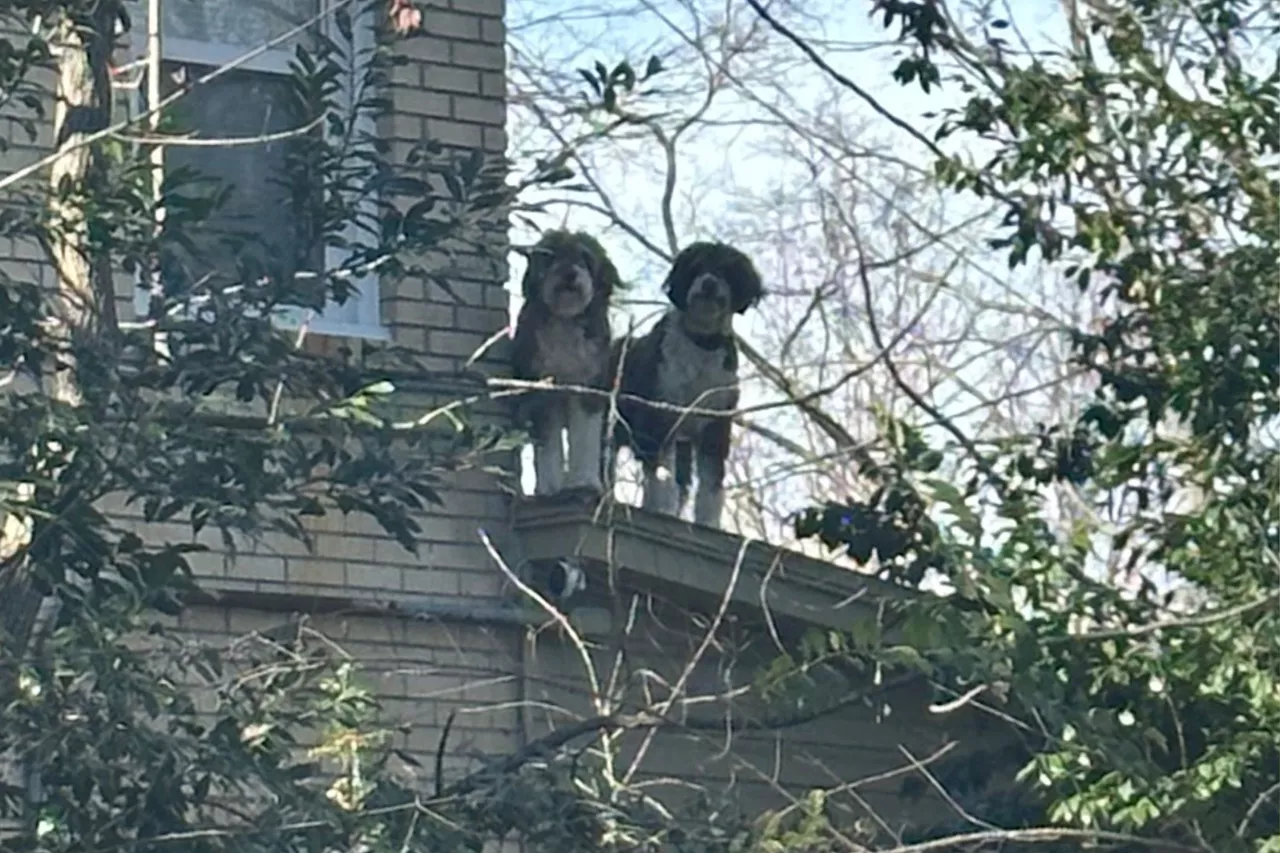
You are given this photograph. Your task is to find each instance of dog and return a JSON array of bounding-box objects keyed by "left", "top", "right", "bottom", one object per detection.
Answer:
[
  {"left": 511, "top": 229, "right": 620, "bottom": 497},
  {"left": 608, "top": 241, "right": 764, "bottom": 527}
]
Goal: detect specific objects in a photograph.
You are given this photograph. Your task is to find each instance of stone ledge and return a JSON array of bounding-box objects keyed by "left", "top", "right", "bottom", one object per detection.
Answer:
[
  {"left": 188, "top": 580, "right": 541, "bottom": 627},
  {"left": 508, "top": 497, "right": 911, "bottom": 632}
]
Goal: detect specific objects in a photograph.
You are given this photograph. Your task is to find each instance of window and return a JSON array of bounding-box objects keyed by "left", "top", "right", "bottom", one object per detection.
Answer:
[{"left": 132, "top": 0, "right": 387, "bottom": 339}]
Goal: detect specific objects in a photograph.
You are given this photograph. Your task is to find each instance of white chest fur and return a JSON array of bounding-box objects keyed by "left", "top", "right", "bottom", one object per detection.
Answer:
[
  {"left": 531, "top": 318, "right": 607, "bottom": 385},
  {"left": 654, "top": 321, "right": 738, "bottom": 437}
]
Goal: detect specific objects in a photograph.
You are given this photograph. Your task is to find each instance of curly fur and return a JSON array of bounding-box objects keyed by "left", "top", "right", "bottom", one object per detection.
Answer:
[
  {"left": 663, "top": 241, "right": 765, "bottom": 317},
  {"left": 607, "top": 242, "right": 763, "bottom": 528},
  {"left": 512, "top": 229, "right": 621, "bottom": 496}
]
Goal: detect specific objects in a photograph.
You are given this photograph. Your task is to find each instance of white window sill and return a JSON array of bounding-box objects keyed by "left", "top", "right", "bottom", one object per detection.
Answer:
[{"left": 276, "top": 317, "right": 394, "bottom": 342}]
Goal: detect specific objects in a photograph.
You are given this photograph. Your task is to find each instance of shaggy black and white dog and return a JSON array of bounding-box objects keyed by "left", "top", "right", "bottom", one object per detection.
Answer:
[
  {"left": 512, "top": 229, "right": 620, "bottom": 497},
  {"left": 608, "top": 242, "right": 764, "bottom": 527}
]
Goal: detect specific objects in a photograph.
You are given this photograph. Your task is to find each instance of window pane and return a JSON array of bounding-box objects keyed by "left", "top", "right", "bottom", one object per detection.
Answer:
[
  {"left": 162, "top": 0, "right": 320, "bottom": 52},
  {"left": 156, "top": 62, "right": 324, "bottom": 302}
]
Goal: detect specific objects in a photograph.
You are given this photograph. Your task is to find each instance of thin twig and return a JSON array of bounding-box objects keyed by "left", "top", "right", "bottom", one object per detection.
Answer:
[{"left": 620, "top": 535, "right": 752, "bottom": 786}]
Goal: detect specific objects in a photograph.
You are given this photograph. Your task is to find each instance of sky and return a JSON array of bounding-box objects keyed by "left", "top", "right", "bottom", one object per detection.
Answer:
[
  {"left": 494, "top": 0, "right": 1275, "bottom": 601},
  {"left": 500, "top": 0, "right": 1086, "bottom": 509}
]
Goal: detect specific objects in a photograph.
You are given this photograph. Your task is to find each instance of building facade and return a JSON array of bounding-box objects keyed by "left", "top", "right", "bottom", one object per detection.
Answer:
[{"left": 0, "top": 0, "right": 1011, "bottom": 842}]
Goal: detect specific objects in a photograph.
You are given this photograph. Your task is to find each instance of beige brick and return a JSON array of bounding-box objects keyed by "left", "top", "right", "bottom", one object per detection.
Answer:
[
  {"left": 6, "top": 115, "right": 53, "bottom": 149},
  {"left": 392, "top": 299, "right": 456, "bottom": 327},
  {"left": 420, "top": 515, "right": 480, "bottom": 544},
  {"left": 383, "top": 111, "right": 425, "bottom": 141},
  {"left": 425, "top": 117, "right": 484, "bottom": 148},
  {"left": 396, "top": 88, "right": 453, "bottom": 118},
  {"left": 423, "top": 64, "right": 481, "bottom": 94},
  {"left": 480, "top": 71, "right": 505, "bottom": 98},
  {"left": 388, "top": 275, "right": 428, "bottom": 302},
  {"left": 187, "top": 550, "right": 228, "bottom": 578},
  {"left": 390, "top": 58, "right": 422, "bottom": 86},
  {"left": 482, "top": 283, "right": 510, "bottom": 309},
  {"left": 347, "top": 561, "right": 405, "bottom": 591},
  {"left": 9, "top": 236, "right": 43, "bottom": 261},
  {"left": 253, "top": 532, "right": 312, "bottom": 557},
  {"left": 455, "top": 305, "right": 506, "bottom": 333},
  {"left": 456, "top": 570, "right": 502, "bottom": 599},
  {"left": 389, "top": 140, "right": 423, "bottom": 169},
  {"left": 424, "top": 9, "right": 481, "bottom": 40},
  {"left": 452, "top": 41, "right": 505, "bottom": 71},
  {"left": 429, "top": 329, "right": 487, "bottom": 359},
  {"left": 0, "top": 144, "right": 43, "bottom": 180},
  {"left": 373, "top": 535, "right": 417, "bottom": 565},
  {"left": 288, "top": 556, "right": 345, "bottom": 587},
  {"left": 482, "top": 125, "right": 507, "bottom": 153},
  {"left": 226, "top": 554, "right": 287, "bottom": 582},
  {"left": 338, "top": 533, "right": 378, "bottom": 562},
  {"left": 479, "top": 17, "right": 504, "bottom": 45},
  {"left": 400, "top": 35, "right": 451, "bottom": 64},
  {"left": 453, "top": 95, "right": 505, "bottom": 126},
  {"left": 0, "top": 257, "right": 43, "bottom": 285},
  {"left": 393, "top": 325, "right": 430, "bottom": 350},
  {"left": 430, "top": 536, "right": 490, "bottom": 563},
  {"left": 227, "top": 608, "right": 292, "bottom": 636},
  {"left": 403, "top": 567, "right": 462, "bottom": 596},
  {"left": 342, "top": 513, "right": 392, "bottom": 538}
]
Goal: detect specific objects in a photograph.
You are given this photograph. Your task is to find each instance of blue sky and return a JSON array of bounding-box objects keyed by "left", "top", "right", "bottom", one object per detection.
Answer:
[
  {"left": 500, "top": 0, "right": 1091, "bottom": 520},
  {"left": 494, "top": 0, "right": 1276, "bottom": 610}
]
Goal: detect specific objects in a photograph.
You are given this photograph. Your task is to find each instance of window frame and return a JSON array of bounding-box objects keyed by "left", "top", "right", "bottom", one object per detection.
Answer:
[{"left": 131, "top": 0, "right": 390, "bottom": 341}]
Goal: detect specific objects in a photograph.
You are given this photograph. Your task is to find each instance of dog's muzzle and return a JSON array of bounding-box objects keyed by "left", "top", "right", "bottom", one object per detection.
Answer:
[{"left": 690, "top": 285, "right": 729, "bottom": 310}]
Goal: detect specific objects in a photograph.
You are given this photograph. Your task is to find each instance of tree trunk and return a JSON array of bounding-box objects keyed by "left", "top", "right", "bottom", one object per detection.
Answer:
[{"left": 0, "top": 0, "right": 120, "bottom": 668}]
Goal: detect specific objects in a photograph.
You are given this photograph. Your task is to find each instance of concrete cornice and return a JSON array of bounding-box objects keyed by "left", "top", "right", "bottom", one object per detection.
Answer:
[{"left": 510, "top": 497, "right": 913, "bottom": 632}]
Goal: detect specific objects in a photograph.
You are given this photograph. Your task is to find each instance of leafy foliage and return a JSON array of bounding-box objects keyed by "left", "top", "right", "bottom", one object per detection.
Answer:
[
  {"left": 792, "top": 1, "right": 1280, "bottom": 850},
  {"left": 0, "top": 0, "right": 589, "bottom": 848},
  {"left": 0, "top": 2, "right": 824, "bottom": 851}
]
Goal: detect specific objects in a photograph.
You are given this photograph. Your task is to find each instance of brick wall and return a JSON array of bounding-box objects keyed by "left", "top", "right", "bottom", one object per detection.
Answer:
[
  {"left": 0, "top": 0, "right": 524, "bottom": 797},
  {"left": 382, "top": 0, "right": 510, "bottom": 370},
  {"left": 177, "top": 604, "right": 524, "bottom": 785}
]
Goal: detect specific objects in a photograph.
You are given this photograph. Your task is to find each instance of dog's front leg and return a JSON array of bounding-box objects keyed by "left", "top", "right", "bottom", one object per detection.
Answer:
[
  {"left": 641, "top": 443, "right": 680, "bottom": 516},
  {"left": 693, "top": 419, "right": 730, "bottom": 528},
  {"left": 532, "top": 402, "right": 567, "bottom": 496},
  {"left": 564, "top": 398, "right": 604, "bottom": 493}
]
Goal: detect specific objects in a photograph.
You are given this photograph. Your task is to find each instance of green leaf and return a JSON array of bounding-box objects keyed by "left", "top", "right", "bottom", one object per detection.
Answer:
[{"left": 879, "top": 645, "right": 933, "bottom": 674}]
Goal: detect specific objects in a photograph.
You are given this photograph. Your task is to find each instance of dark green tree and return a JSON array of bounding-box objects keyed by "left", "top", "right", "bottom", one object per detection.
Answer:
[
  {"left": 0, "top": 2, "right": 771, "bottom": 849},
  {"left": 771, "top": 0, "right": 1279, "bottom": 850},
  {"left": 0, "top": 0, "right": 624, "bottom": 849}
]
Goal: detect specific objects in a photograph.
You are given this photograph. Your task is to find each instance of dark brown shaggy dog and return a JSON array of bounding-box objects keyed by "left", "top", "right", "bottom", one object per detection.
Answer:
[
  {"left": 512, "top": 229, "right": 620, "bottom": 496},
  {"left": 608, "top": 241, "right": 763, "bottom": 527}
]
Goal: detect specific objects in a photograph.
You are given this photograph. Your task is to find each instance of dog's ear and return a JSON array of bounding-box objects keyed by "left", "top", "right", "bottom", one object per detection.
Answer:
[
  {"left": 571, "top": 231, "right": 621, "bottom": 305},
  {"left": 662, "top": 244, "right": 706, "bottom": 310},
  {"left": 729, "top": 252, "right": 765, "bottom": 314},
  {"left": 593, "top": 249, "right": 621, "bottom": 305},
  {"left": 520, "top": 231, "right": 561, "bottom": 303}
]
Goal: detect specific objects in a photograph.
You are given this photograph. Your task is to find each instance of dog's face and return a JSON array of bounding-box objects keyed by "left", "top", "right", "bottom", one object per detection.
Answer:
[
  {"left": 662, "top": 242, "right": 764, "bottom": 337},
  {"left": 522, "top": 230, "right": 617, "bottom": 319}
]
